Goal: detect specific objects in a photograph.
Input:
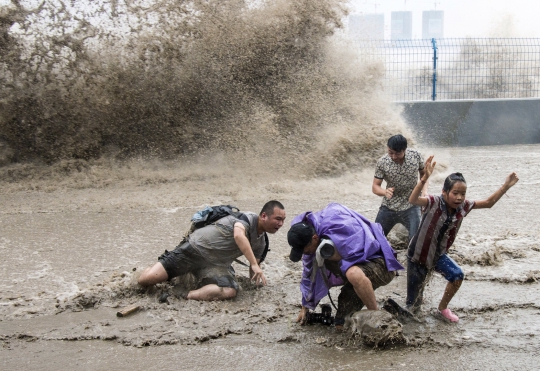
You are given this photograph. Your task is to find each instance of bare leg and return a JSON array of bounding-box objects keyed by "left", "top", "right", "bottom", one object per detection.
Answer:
[
  {"left": 138, "top": 262, "right": 169, "bottom": 287},
  {"left": 345, "top": 266, "right": 378, "bottom": 310},
  {"left": 438, "top": 279, "right": 462, "bottom": 311},
  {"left": 186, "top": 284, "right": 237, "bottom": 301}
]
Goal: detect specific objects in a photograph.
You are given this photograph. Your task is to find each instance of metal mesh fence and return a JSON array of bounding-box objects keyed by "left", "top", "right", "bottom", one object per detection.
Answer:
[{"left": 355, "top": 38, "right": 540, "bottom": 101}]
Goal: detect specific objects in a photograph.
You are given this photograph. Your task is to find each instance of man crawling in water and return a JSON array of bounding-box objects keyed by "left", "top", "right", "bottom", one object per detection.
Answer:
[{"left": 138, "top": 200, "right": 286, "bottom": 301}]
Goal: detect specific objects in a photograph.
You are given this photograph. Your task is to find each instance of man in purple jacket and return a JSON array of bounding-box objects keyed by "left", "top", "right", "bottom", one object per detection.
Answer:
[{"left": 288, "top": 203, "right": 404, "bottom": 326}]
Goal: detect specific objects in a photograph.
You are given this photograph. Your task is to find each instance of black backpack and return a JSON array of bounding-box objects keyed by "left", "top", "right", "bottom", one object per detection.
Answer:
[
  {"left": 191, "top": 205, "right": 244, "bottom": 229},
  {"left": 183, "top": 204, "right": 270, "bottom": 264}
]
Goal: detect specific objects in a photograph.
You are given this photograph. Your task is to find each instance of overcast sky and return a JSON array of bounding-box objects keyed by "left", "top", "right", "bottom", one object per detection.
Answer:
[
  {"left": 348, "top": 0, "right": 540, "bottom": 38},
  {"left": 1, "top": 0, "right": 537, "bottom": 39}
]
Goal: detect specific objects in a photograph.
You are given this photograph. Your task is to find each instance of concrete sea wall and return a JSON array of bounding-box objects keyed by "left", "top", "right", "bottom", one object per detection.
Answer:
[{"left": 398, "top": 98, "right": 540, "bottom": 146}]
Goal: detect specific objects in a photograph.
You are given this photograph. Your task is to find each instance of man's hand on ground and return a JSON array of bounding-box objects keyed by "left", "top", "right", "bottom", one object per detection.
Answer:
[{"left": 250, "top": 264, "right": 267, "bottom": 286}]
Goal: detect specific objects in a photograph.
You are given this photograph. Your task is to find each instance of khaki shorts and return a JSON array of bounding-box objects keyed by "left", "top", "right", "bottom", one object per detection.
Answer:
[
  {"left": 356, "top": 257, "right": 396, "bottom": 288},
  {"left": 325, "top": 258, "right": 395, "bottom": 321},
  {"left": 324, "top": 257, "right": 395, "bottom": 286}
]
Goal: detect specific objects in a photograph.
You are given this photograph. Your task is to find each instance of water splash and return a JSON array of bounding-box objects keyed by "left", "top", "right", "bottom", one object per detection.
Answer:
[{"left": 0, "top": 0, "right": 408, "bottom": 181}]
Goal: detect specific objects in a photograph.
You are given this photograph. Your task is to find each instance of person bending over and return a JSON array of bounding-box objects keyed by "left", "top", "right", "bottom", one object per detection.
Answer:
[{"left": 287, "top": 203, "right": 403, "bottom": 327}]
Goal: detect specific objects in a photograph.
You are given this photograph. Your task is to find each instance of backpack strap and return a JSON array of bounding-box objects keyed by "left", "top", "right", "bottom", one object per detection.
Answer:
[
  {"left": 259, "top": 232, "right": 270, "bottom": 264},
  {"left": 237, "top": 213, "right": 250, "bottom": 225},
  {"left": 235, "top": 213, "right": 270, "bottom": 264}
]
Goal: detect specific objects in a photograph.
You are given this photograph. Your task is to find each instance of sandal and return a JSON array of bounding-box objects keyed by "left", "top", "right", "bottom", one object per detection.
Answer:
[{"left": 439, "top": 308, "right": 459, "bottom": 322}]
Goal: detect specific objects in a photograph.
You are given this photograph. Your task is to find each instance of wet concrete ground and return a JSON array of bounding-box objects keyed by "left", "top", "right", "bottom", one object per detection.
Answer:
[{"left": 1, "top": 144, "right": 539, "bottom": 370}]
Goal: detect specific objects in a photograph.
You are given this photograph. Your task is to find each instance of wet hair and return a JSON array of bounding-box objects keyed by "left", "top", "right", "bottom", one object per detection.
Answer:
[
  {"left": 260, "top": 200, "right": 285, "bottom": 216},
  {"left": 387, "top": 134, "right": 407, "bottom": 152},
  {"left": 443, "top": 172, "right": 467, "bottom": 192}
]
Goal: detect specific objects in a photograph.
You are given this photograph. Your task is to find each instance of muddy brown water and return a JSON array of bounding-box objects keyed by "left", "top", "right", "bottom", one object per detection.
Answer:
[{"left": 1, "top": 144, "right": 539, "bottom": 370}]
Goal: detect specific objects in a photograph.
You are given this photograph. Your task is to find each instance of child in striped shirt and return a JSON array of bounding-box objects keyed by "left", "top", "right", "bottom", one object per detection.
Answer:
[{"left": 406, "top": 155, "right": 519, "bottom": 322}]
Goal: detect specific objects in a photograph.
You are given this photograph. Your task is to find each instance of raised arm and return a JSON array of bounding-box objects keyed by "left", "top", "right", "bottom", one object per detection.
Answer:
[
  {"left": 409, "top": 155, "right": 436, "bottom": 207},
  {"left": 234, "top": 222, "right": 267, "bottom": 286},
  {"left": 474, "top": 172, "right": 519, "bottom": 209},
  {"left": 418, "top": 168, "right": 429, "bottom": 196}
]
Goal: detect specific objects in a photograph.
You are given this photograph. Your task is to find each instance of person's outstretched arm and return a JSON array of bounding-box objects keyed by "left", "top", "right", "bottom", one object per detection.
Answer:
[
  {"left": 234, "top": 222, "right": 267, "bottom": 286},
  {"left": 474, "top": 172, "right": 519, "bottom": 209},
  {"left": 409, "top": 155, "right": 436, "bottom": 207}
]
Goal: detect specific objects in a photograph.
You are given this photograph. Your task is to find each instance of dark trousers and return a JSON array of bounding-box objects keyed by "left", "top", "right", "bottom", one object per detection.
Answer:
[
  {"left": 406, "top": 253, "right": 464, "bottom": 310},
  {"left": 375, "top": 205, "right": 421, "bottom": 240}
]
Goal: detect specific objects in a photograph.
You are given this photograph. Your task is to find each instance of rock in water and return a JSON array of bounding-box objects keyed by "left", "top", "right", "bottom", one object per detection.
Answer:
[{"left": 344, "top": 310, "right": 405, "bottom": 347}]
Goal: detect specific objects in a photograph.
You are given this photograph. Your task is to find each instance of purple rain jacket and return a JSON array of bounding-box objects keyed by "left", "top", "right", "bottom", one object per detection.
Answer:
[{"left": 292, "top": 203, "right": 404, "bottom": 309}]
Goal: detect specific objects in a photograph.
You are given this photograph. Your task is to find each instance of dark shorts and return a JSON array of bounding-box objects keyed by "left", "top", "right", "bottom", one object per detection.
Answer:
[{"left": 158, "top": 242, "right": 239, "bottom": 291}]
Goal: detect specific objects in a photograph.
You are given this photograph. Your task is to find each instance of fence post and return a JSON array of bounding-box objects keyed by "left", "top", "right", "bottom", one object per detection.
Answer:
[{"left": 431, "top": 38, "right": 438, "bottom": 101}]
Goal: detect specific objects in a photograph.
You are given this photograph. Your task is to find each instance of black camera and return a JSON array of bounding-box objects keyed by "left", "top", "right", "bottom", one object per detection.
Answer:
[{"left": 305, "top": 303, "right": 334, "bottom": 326}]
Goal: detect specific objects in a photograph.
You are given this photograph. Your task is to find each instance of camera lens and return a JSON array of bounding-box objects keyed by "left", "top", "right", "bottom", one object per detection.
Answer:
[{"left": 319, "top": 243, "right": 335, "bottom": 259}]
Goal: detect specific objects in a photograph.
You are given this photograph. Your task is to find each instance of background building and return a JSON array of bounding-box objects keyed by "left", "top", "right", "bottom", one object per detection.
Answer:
[
  {"left": 391, "top": 11, "right": 413, "bottom": 40},
  {"left": 422, "top": 10, "right": 445, "bottom": 39}
]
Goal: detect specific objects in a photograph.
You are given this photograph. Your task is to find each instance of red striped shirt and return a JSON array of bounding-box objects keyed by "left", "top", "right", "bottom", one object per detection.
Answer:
[{"left": 409, "top": 195, "right": 475, "bottom": 269}]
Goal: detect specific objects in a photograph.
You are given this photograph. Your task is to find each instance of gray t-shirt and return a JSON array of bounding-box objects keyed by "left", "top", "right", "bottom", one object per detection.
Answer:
[
  {"left": 374, "top": 149, "right": 424, "bottom": 211},
  {"left": 188, "top": 212, "right": 266, "bottom": 266}
]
